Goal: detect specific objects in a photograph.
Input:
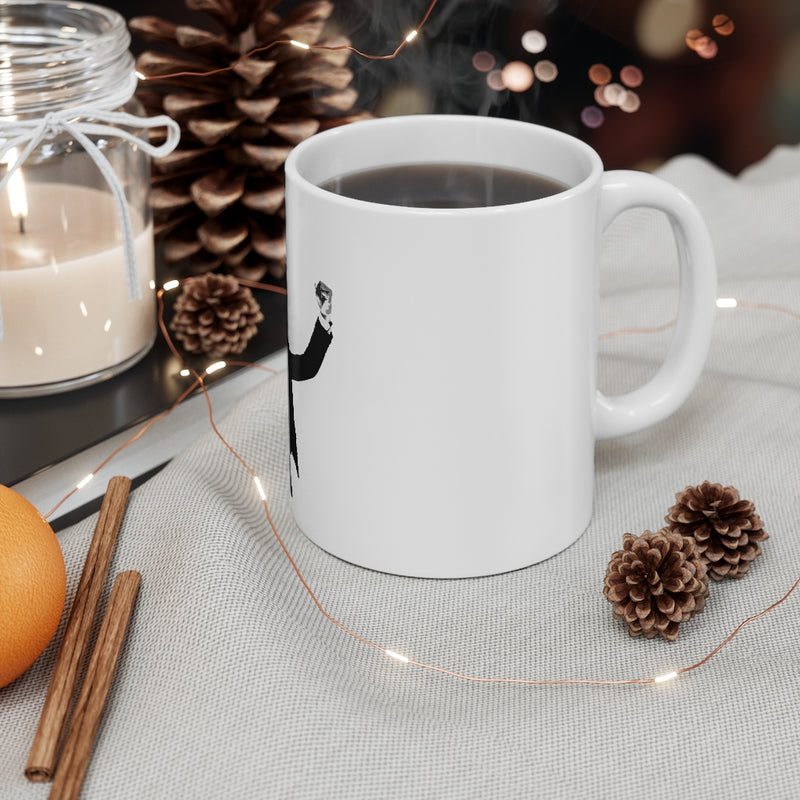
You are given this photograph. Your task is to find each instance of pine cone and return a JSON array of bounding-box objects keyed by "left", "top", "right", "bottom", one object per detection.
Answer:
[
  {"left": 665, "top": 482, "right": 768, "bottom": 581},
  {"left": 170, "top": 273, "right": 264, "bottom": 358},
  {"left": 130, "top": 0, "right": 372, "bottom": 283},
  {"left": 604, "top": 530, "right": 709, "bottom": 642}
]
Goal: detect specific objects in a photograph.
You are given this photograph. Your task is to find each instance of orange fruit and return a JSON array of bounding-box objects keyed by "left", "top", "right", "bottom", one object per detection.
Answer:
[{"left": 0, "top": 485, "right": 66, "bottom": 689}]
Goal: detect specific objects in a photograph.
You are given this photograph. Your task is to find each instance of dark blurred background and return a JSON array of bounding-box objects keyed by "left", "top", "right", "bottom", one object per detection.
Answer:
[{"left": 110, "top": 0, "right": 800, "bottom": 174}]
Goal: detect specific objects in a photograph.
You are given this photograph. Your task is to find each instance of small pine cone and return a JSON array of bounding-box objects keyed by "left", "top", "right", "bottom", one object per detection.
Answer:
[
  {"left": 170, "top": 273, "right": 264, "bottom": 359},
  {"left": 665, "top": 482, "right": 769, "bottom": 581},
  {"left": 604, "top": 530, "right": 709, "bottom": 642}
]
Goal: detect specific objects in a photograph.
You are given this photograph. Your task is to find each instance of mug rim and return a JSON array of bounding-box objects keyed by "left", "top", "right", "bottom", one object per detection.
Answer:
[{"left": 285, "top": 113, "right": 604, "bottom": 214}]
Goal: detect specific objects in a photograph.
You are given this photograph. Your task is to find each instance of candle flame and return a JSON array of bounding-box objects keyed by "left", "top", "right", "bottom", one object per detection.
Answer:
[{"left": 3, "top": 148, "right": 28, "bottom": 229}]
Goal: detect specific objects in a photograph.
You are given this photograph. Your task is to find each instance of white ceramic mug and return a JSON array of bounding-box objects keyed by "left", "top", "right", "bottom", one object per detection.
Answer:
[{"left": 284, "top": 114, "right": 716, "bottom": 578}]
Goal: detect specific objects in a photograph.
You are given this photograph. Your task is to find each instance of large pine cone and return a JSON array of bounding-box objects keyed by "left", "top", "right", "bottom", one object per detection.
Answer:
[
  {"left": 604, "top": 530, "right": 709, "bottom": 642},
  {"left": 170, "top": 273, "right": 264, "bottom": 358},
  {"left": 130, "top": 0, "right": 371, "bottom": 283},
  {"left": 665, "top": 481, "right": 769, "bottom": 581}
]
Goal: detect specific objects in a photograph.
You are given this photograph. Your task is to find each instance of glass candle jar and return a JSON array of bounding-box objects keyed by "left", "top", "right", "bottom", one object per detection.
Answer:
[{"left": 0, "top": 0, "right": 178, "bottom": 397}]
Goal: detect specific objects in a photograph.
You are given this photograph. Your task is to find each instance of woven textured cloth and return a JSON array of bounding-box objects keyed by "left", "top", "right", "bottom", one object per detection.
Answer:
[{"left": 2, "top": 145, "right": 800, "bottom": 799}]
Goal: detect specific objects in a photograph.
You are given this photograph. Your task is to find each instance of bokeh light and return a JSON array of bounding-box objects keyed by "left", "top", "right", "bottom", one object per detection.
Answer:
[
  {"left": 696, "top": 37, "right": 719, "bottom": 59},
  {"left": 712, "top": 14, "right": 735, "bottom": 36},
  {"left": 685, "top": 29, "right": 705, "bottom": 51},
  {"left": 472, "top": 50, "right": 495, "bottom": 73},
  {"left": 581, "top": 106, "right": 605, "bottom": 128},
  {"left": 486, "top": 69, "right": 506, "bottom": 91},
  {"left": 521, "top": 29, "right": 547, "bottom": 54},
  {"left": 601, "top": 82, "right": 626, "bottom": 106},
  {"left": 588, "top": 65, "right": 643, "bottom": 119},
  {"left": 619, "top": 91, "right": 642, "bottom": 113},
  {"left": 594, "top": 85, "right": 611, "bottom": 107},
  {"left": 620, "top": 65, "right": 643, "bottom": 88},
  {"left": 635, "top": 0, "right": 703, "bottom": 59},
  {"left": 588, "top": 63, "right": 612, "bottom": 86},
  {"left": 501, "top": 60, "right": 535, "bottom": 92},
  {"left": 685, "top": 29, "right": 719, "bottom": 59},
  {"left": 533, "top": 60, "right": 558, "bottom": 83}
]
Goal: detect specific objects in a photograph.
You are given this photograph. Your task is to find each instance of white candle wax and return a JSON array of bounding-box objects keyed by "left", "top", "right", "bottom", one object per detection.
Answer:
[{"left": 0, "top": 182, "right": 156, "bottom": 390}]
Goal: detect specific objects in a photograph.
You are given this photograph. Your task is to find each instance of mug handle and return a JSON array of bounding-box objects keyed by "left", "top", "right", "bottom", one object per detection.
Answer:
[{"left": 594, "top": 170, "right": 717, "bottom": 440}]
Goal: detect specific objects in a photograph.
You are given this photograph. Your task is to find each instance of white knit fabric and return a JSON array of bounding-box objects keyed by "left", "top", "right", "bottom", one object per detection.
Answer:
[{"left": 2, "top": 145, "right": 800, "bottom": 799}]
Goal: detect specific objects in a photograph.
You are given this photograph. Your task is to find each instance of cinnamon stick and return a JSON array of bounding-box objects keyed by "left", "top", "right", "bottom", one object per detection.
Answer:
[
  {"left": 26, "top": 476, "right": 132, "bottom": 782},
  {"left": 48, "top": 571, "right": 141, "bottom": 800}
]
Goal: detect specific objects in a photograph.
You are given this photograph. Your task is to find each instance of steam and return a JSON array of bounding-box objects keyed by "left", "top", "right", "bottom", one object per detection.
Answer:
[{"left": 330, "top": 0, "right": 559, "bottom": 119}]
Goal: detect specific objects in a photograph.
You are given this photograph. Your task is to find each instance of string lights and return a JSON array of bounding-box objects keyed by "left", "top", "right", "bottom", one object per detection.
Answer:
[
  {"left": 204, "top": 361, "right": 227, "bottom": 376},
  {"left": 136, "top": 0, "right": 440, "bottom": 84},
  {"left": 385, "top": 650, "right": 411, "bottom": 664},
  {"left": 39, "top": 275, "right": 800, "bottom": 689},
  {"left": 75, "top": 474, "right": 94, "bottom": 491},
  {"left": 28, "top": 0, "right": 790, "bottom": 691},
  {"left": 653, "top": 671, "right": 678, "bottom": 684},
  {"left": 253, "top": 476, "right": 267, "bottom": 502},
  {"left": 131, "top": 2, "right": 741, "bottom": 138}
]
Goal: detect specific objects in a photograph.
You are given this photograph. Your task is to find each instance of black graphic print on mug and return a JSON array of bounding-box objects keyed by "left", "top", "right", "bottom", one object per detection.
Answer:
[{"left": 288, "top": 281, "right": 333, "bottom": 490}]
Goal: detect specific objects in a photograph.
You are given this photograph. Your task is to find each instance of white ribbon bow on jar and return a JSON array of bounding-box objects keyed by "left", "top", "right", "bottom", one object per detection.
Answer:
[{"left": 0, "top": 95, "right": 181, "bottom": 342}]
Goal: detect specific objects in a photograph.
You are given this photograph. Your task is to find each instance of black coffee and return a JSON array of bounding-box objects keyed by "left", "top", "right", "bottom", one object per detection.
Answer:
[{"left": 319, "top": 162, "right": 567, "bottom": 208}]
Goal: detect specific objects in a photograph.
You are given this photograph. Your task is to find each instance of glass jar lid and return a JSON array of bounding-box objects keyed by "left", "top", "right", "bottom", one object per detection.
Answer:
[{"left": 0, "top": 0, "right": 135, "bottom": 120}]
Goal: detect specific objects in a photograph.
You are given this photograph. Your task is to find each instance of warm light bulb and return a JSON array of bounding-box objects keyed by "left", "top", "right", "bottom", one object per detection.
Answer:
[
  {"left": 254, "top": 476, "right": 267, "bottom": 501},
  {"left": 76, "top": 473, "right": 94, "bottom": 490},
  {"left": 162, "top": 279, "right": 181, "bottom": 291},
  {"left": 716, "top": 297, "right": 738, "bottom": 308},
  {"left": 205, "top": 361, "right": 227, "bottom": 375},
  {"left": 385, "top": 649, "right": 410, "bottom": 663},
  {"left": 290, "top": 39, "right": 310, "bottom": 50},
  {"left": 405, "top": 29, "right": 418, "bottom": 43},
  {"left": 654, "top": 671, "right": 678, "bottom": 684}
]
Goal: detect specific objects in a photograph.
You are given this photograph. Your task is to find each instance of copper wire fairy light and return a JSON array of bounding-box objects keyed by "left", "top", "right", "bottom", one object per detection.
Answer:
[
  {"left": 39, "top": 274, "right": 800, "bottom": 689},
  {"left": 137, "top": 0, "right": 441, "bottom": 83},
  {"left": 599, "top": 319, "right": 675, "bottom": 340},
  {"left": 36, "top": 0, "right": 800, "bottom": 689}
]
